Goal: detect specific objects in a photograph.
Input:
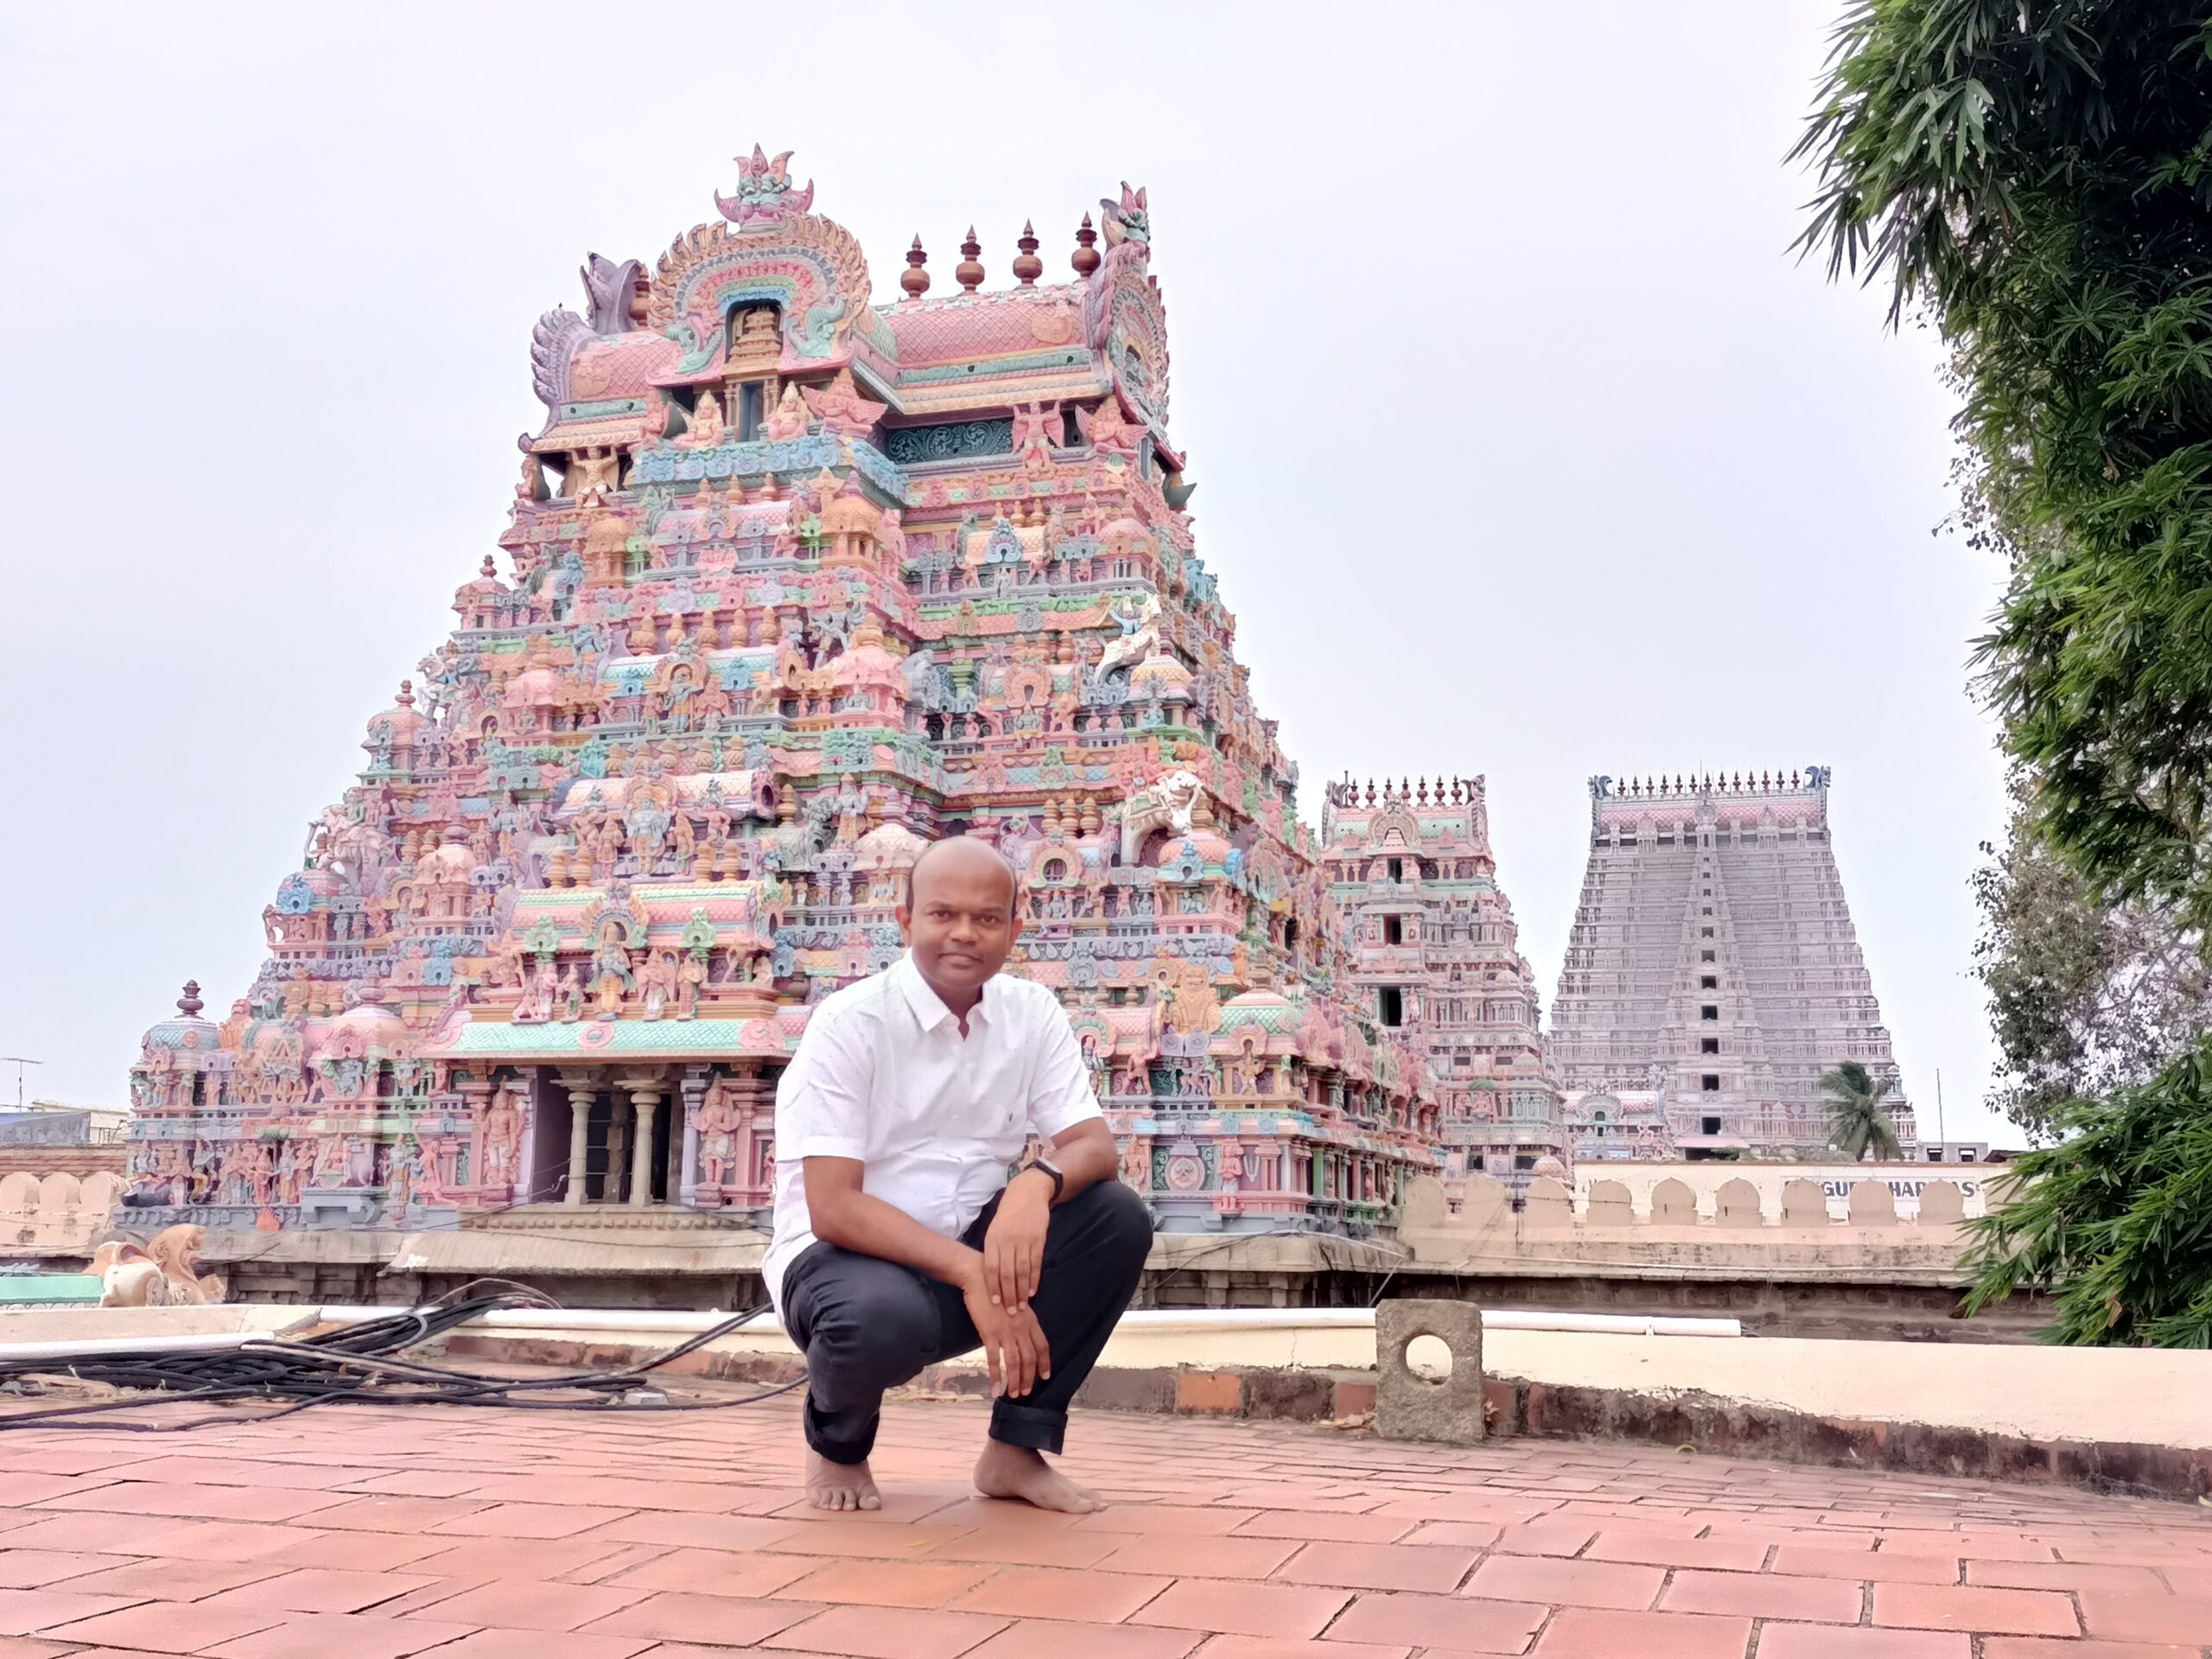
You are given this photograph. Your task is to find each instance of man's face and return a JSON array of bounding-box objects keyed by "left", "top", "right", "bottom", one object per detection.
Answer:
[{"left": 899, "top": 844, "right": 1022, "bottom": 1001}]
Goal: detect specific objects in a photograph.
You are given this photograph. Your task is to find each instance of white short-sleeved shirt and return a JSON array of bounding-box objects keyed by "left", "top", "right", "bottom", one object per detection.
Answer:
[{"left": 762, "top": 953, "right": 1103, "bottom": 1316}]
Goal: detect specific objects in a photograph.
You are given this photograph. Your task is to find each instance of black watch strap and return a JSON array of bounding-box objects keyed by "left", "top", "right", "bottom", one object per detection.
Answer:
[{"left": 1023, "top": 1155, "right": 1065, "bottom": 1201}]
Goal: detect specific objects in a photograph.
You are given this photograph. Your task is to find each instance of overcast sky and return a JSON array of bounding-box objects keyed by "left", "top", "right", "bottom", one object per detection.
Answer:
[{"left": 0, "top": 2, "right": 2012, "bottom": 1142}]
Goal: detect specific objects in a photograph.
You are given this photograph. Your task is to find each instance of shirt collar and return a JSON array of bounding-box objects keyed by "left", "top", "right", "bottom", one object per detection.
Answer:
[{"left": 894, "top": 951, "right": 995, "bottom": 1033}]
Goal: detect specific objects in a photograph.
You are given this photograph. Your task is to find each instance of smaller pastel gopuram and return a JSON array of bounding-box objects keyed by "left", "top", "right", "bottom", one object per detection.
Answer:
[
  {"left": 125, "top": 149, "right": 1534, "bottom": 1241},
  {"left": 1324, "top": 777, "right": 1566, "bottom": 1185}
]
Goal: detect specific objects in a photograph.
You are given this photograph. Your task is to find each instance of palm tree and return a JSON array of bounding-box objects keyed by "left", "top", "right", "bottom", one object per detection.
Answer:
[{"left": 1821, "top": 1061, "right": 1903, "bottom": 1162}]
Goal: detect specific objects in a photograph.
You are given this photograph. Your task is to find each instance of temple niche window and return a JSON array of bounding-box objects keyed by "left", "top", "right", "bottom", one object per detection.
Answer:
[{"left": 722, "top": 303, "right": 783, "bottom": 439}]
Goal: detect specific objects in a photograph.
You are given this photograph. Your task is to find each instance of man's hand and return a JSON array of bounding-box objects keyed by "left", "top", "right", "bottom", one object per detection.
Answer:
[
  {"left": 982, "top": 1169, "right": 1054, "bottom": 1311},
  {"left": 961, "top": 1262, "right": 1050, "bottom": 1398}
]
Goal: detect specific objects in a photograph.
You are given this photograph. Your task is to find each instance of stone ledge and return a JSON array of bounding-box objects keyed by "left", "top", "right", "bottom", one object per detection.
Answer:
[{"left": 435, "top": 1330, "right": 2212, "bottom": 1504}]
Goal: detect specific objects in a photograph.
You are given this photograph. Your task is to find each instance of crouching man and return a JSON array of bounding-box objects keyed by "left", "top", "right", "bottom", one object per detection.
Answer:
[{"left": 765, "top": 836, "right": 1154, "bottom": 1513}]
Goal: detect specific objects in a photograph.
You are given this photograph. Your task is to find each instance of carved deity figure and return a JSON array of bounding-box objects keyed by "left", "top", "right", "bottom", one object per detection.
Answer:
[
  {"left": 1096, "top": 593, "right": 1163, "bottom": 676},
  {"left": 482, "top": 1095, "right": 523, "bottom": 1188},
  {"left": 676, "top": 950, "right": 707, "bottom": 1020},
  {"left": 683, "top": 388, "right": 728, "bottom": 448},
  {"left": 696, "top": 1076, "right": 741, "bottom": 1187}
]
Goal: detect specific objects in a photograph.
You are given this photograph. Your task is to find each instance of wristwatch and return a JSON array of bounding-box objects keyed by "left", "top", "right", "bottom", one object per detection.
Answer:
[{"left": 1017, "top": 1154, "right": 1065, "bottom": 1202}]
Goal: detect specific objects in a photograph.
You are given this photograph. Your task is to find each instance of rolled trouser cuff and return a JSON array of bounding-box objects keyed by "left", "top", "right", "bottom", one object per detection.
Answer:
[
  {"left": 988, "top": 1398, "right": 1067, "bottom": 1455},
  {"left": 804, "top": 1395, "right": 880, "bottom": 1465}
]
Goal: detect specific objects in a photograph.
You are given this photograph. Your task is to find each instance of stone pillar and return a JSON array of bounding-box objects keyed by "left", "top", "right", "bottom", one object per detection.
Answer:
[
  {"left": 677, "top": 1065, "right": 709, "bottom": 1209},
  {"left": 623, "top": 1077, "right": 663, "bottom": 1208},
  {"left": 604, "top": 1100, "right": 628, "bottom": 1205},
  {"left": 556, "top": 1071, "right": 596, "bottom": 1207}
]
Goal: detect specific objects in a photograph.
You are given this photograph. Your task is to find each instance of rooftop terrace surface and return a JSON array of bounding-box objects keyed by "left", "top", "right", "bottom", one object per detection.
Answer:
[{"left": 0, "top": 1390, "right": 2205, "bottom": 1658}]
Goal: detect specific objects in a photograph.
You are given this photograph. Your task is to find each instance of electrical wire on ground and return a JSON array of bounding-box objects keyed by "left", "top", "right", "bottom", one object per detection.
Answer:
[{"left": 0, "top": 1294, "right": 801, "bottom": 1433}]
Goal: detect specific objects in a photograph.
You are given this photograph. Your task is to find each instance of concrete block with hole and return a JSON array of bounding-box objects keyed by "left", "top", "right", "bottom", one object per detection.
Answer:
[{"left": 1374, "top": 1297, "right": 1484, "bottom": 1445}]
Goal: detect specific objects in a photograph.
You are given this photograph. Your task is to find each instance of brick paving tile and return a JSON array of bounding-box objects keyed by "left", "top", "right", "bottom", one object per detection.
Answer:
[
  {"left": 760, "top": 1522, "right": 975, "bottom": 1560},
  {"left": 951, "top": 1616, "right": 1205, "bottom": 1659},
  {"left": 391, "top": 1631, "right": 655, "bottom": 1659},
  {"left": 334, "top": 1470, "right": 493, "bottom": 1498},
  {"left": 949, "top": 1565, "right": 1171, "bottom": 1622},
  {"left": 0, "top": 1473, "right": 121, "bottom": 1509},
  {"left": 1181, "top": 1637, "right": 1410, "bottom": 1659},
  {"left": 256, "top": 1529, "right": 454, "bottom": 1572},
  {"left": 1461, "top": 1553, "right": 1665, "bottom": 1611},
  {"left": 2077, "top": 1590, "right": 2212, "bottom": 1643},
  {"left": 200, "top": 1611, "right": 480, "bottom": 1659},
  {"left": 1269, "top": 1541, "right": 1478, "bottom": 1594},
  {"left": 35, "top": 1481, "right": 350, "bottom": 1525},
  {"left": 1126, "top": 1579, "right": 1351, "bottom": 1639},
  {"left": 1095, "top": 1535, "right": 1299, "bottom": 1580},
  {"left": 920, "top": 1529, "right": 1126, "bottom": 1569},
  {"left": 1751, "top": 1625, "right": 1973, "bottom": 1657},
  {"left": 404, "top": 1537, "right": 639, "bottom": 1581},
  {"left": 135, "top": 1522, "right": 325, "bottom": 1564},
  {"left": 36, "top": 1598, "right": 282, "bottom": 1649},
  {"left": 765, "top": 1491, "right": 971, "bottom": 1524},
  {"left": 1872, "top": 1581, "right": 2082, "bottom": 1637},
  {"left": 0, "top": 1514, "right": 191, "bottom": 1556},
  {"left": 306, "top": 1496, "right": 498, "bottom": 1533},
  {"left": 1981, "top": 1642, "right": 2209, "bottom": 1658},
  {"left": 1487, "top": 1520, "right": 1599, "bottom": 1558},
  {"left": 1322, "top": 1589, "right": 1545, "bottom": 1652},
  {"left": 1968, "top": 1558, "right": 2172, "bottom": 1593},
  {"left": 1394, "top": 1521, "right": 1505, "bottom": 1550},
  {"left": 779, "top": 1558, "right": 998, "bottom": 1609},
  {"left": 0, "top": 1550, "right": 106, "bottom": 1588},
  {"left": 193, "top": 1566, "right": 440, "bottom": 1614},
  {"left": 572, "top": 1510, "right": 802, "bottom": 1553},
  {"left": 1657, "top": 1567, "right": 1863, "bottom": 1623},
  {"left": 1943, "top": 1533, "right": 2062, "bottom": 1562},
  {"left": 0, "top": 1640, "right": 74, "bottom": 1658},
  {"left": 454, "top": 1476, "right": 739, "bottom": 1513},
  {"left": 758, "top": 1603, "right": 1012, "bottom": 1658},
  {"left": 598, "top": 1544, "right": 819, "bottom": 1599},
  {"left": 426, "top": 1503, "right": 637, "bottom": 1539},
  {"left": 1771, "top": 1545, "right": 1961, "bottom": 1584},
  {"left": 0, "top": 1588, "right": 148, "bottom": 1636},
  {"left": 575, "top": 1589, "right": 823, "bottom": 1646},
  {"left": 917, "top": 1497, "right": 1090, "bottom": 1532},
  {"left": 48, "top": 1558, "right": 286, "bottom": 1602},
  {"left": 1072, "top": 1506, "right": 1264, "bottom": 1537},
  {"left": 416, "top": 1577, "right": 655, "bottom": 1631},
  {"left": 1227, "top": 1511, "right": 1414, "bottom": 1545},
  {"left": 1528, "top": 1607, "right": 1753, "bottom": 1657},
  {"left": 1587, "top": 1529, "right": 1774, "bottom": 1572}
]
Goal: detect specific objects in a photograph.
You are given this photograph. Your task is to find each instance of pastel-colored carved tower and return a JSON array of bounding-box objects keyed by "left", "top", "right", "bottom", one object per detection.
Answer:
[
  {"left": 1548, "top": 770, "right": 1914, "bottom": 1159},
  {"left": 126, "top": 151, "right": 1461, "bottom": 1237},
  {"left": 1323, "top": 777, "right": 1564, "bottom": 1183}
]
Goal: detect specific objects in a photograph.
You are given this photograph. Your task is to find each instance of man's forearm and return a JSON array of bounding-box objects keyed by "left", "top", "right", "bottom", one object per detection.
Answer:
[
  {"left": 811, "top": 1187, "right": 980, "bottom": 1287},
  {"left": 1039, "top": 1122, "right": 1121, "bottom": 1205}
]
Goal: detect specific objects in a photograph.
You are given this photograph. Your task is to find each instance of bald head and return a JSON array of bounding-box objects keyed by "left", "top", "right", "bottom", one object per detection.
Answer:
[
  {"left": 906, "top": 836, "right": 1019, "bottom": 911},
  {"left": 899, "top": 836, "right": 1024, "bottom": 1009}
]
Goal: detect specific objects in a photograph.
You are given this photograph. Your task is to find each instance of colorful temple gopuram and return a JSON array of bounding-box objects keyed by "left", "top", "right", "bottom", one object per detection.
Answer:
[
  {"left": 1324, "top": 777, "right": 1565, "bottom": 1181},
  {"left": 125, "top": 149, "right": 1491, "bottom": 1239},
  {"left": 1548, "top": 769, "right": 1914, "bottom": 1160}
]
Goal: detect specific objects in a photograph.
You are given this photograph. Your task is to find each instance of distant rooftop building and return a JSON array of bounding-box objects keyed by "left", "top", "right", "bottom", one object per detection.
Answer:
[
  {"left": 1548, "top": 768, "right": 1913, "bottom": 1160},
  {"left": 1323, "top": 776, "right": 1564, "bottom": 1180}
]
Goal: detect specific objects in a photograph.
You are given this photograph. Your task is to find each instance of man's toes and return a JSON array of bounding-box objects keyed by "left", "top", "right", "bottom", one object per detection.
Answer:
[{"left": 859, "top": 1489, "right": 881, "bottom": 1510}]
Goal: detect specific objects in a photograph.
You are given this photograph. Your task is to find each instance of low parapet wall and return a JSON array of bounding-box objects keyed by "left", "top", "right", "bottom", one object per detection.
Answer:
[
  {"left": 0, "top": 1171, "right": 124, "bottom": 1255},
  {"left": 1403, "top": 1172, "right": 1981, "bottom": 1281}
]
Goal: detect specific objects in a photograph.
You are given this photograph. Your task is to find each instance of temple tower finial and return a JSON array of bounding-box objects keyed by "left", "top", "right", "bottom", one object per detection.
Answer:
[
  {"left": 901, "top": 235, "right": 931, "bottom": 298},
  {"left": 1072, "top": 213, "right": 1101, "bottom": 277},
  {"left": 1013, "top": 220, "right": 1042, "bottom": 286},
  {"left": 956, "top": 227, "right": 984, "bottom": 293}
]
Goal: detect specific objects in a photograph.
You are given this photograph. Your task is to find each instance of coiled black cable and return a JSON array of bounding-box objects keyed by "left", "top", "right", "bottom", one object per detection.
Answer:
[{"left": 0, "top": 1295, "right": 801, "bottom": 1431}]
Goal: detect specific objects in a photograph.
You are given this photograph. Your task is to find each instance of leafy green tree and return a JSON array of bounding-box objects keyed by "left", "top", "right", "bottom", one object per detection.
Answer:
[
  {"left": 1822, "top": 1060, "right": 1904, "bottom": 1161},
  {"left": 1973, "top": 784, "right": 2212, "bottom": 1137},
  {"left": 1961, "top": 1042, "right": 2212, "bottom": 1345},
  {"left": 1794, "top": 3, "right": 2212, "bottom": 926},
  {"left": 1797, "top": 2, "right": 2212, "bottom": 1343}
]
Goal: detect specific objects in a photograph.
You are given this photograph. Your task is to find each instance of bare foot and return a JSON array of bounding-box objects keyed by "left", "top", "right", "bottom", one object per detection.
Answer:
[
  {"left": 973, "top": 1440, "right": 1106, "bottom": 1513},
  {"left": 805, "top": 1448, "right": 881, "bottom": 1511}
]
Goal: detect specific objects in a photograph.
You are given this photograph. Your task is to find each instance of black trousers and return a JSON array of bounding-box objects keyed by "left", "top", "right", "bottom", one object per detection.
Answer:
[{"left": 779, "top": 1179, "right": 1154, "bottom": 1464}]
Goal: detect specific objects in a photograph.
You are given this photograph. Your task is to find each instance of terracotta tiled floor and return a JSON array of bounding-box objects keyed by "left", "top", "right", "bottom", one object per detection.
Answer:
[{"left": 0, "top": 1391, "right": 2203, "bottom": 1656}]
